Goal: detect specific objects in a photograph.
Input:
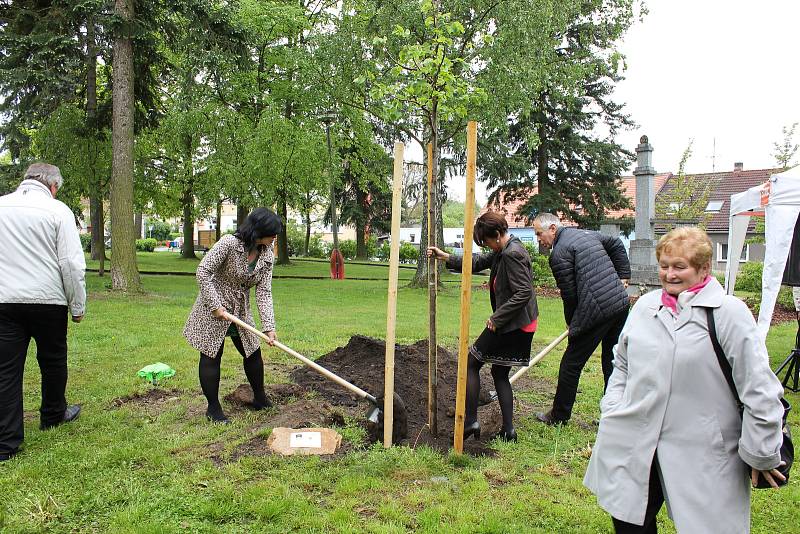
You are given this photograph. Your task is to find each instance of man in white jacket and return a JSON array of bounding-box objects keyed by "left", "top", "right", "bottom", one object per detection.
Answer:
[{"left": 0, "top": 163, "right": 86, "bottom": 462}]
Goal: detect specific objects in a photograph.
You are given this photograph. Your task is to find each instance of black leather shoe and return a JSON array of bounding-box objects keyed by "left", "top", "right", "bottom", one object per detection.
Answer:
[
  {"left": 205, "top": 409, "right": 230, "bottom": 424},
  {"left": 535, "top": 410, "right": 568, "bottom": 426},
  {"left": 496, "top": 428, "right": 518, "bottom": 442},
  {"left": 40, "top": 404, "right": 81, "bottom": 430},
  {"left": 0, "top": 451, "right": 17, "bottom": 462},
  {"left": 463, "top": 421, "right": 481, "bottom": 441},
  {"left": 251, "top": 395, "right": 272, "bottom": 411}
]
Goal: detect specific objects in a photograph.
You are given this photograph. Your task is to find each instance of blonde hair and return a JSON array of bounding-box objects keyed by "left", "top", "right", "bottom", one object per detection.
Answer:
[{"left": 656, "top": 227, "right": 713, "bottom": 269}]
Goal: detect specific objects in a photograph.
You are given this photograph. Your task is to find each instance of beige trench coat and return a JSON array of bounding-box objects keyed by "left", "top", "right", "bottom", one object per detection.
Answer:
[
  {"left": 183, "top": 234, "right": 275, "bottom": 357},
  {"left": 584, "top": 278, "right": 784, "bottom": 532}
]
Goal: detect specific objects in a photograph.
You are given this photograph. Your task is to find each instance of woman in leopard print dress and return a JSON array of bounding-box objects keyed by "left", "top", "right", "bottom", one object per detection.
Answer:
[{"left": 183, "top": 208, "right": 281, "bottom": 423}]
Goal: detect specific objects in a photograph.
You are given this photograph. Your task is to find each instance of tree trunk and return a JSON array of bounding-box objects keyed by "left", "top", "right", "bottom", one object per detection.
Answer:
[
  {"left": 355, "top": 186, "right": 367, "bottom": 260},
  {"left": 89, "top": 194, "right": 105, "bottom": 269},
  {"left": 110, "top": 0, "right": 141, "bottom": 292},
  {"left": 410, "top": 140, "right": 445, "bottom": 286},
  {"left": 536, "top": 112, "right": 551, "bottom": 254},
  {"left": 428, "top": 111, "right": 439, "bottom": 437},
  {"left": 303, "top": 193, "right": 311, "bottom": 256},
  {"left": 86, "top": 18, "right": 106, "bottom": 271},
  {"left": 325, "top": 124, "right": 339, "bottom": 252},
  {"left": 537, "top": 122, "right": 548, "bottom": 204},
  {"left": 180, "top": 126, "right": 197, "bottom": 259},
  {"left": 181, "top": 185, "right": 196, "bottom": 258},
  {"left": 215, "top": 199, "right": 222, "bottom": 241},
  {"left": 237, "top": 203, "right": 248, "bottom": 227},
  {"left": 277, "top": 193, "right": 290, "bottom": 264},
  {"left": 304, "top": 213, "right": 311, "bottom": 256},
  {"left": 411, "top": 141, "right": 431, "bottom": 288},
  {"left": 355, "top": 224, "right": 366, "bottom": 260}
]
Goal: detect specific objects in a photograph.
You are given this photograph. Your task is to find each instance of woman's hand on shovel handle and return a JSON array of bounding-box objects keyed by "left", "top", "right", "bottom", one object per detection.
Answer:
[
  {"left": 427, "top": 246, "right": 449, "bottom": 262},
  {"left": 211, "top": 307, "right": 228, "bottom": 320},
  {"left": 264, "top": 330, "right": 277, "bottom": 346}
]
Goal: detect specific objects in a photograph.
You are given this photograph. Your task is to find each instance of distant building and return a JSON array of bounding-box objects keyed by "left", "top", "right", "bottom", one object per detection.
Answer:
[
  {"left": 479, "top": 174, "right": 672, "bottom": 251},
  {"left": 654, "top": 163, "right": 779, "bottom": 271},
  {"left": 398, "top": 227, "right": 468, "bottom": 247}
]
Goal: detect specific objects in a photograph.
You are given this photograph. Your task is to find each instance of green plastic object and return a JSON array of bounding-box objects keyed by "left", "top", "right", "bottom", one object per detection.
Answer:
[{"left": 137, "top": 362, "right": 176, "bottom": 385}]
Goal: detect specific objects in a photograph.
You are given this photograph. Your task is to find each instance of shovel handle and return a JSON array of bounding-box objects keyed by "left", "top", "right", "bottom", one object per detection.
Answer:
[
  {"left": 509, "top": 329, "right": 569, "bottom": 385},
  {"left": 223, "top": 313, "right": 377, "bottom": 404}
]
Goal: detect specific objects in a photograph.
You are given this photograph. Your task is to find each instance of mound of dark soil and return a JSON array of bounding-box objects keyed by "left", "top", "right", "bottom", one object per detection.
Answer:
[{"left": 291, "top": 335, "right": 510, "bottom": 454}]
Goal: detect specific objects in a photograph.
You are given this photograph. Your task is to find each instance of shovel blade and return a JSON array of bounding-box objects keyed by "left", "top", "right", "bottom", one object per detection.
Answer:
[
  {"left": 365, "top": 393, "right": 408, "bottom": 444},
  {"left": 366, "top": 405, "right": 382, "bottom": 425}
]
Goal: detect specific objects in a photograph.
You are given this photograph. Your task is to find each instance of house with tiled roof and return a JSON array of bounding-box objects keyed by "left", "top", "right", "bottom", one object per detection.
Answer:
[
  {"left": 481, "top": 173, "right": 672, "bottom": 247},
  {"left": 654, "top": 163, "right": 780, "bottom": 271}
]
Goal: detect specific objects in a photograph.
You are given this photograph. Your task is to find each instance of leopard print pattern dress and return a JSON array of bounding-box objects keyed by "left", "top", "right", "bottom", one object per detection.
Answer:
[{"left": 183, "top": 234, "right": 275, "bottom": 358}]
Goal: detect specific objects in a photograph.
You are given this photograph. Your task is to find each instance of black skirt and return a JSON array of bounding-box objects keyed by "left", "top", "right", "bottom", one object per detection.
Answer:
[{"left": 470, "top": 327, "right": 534, "bottom": 367}]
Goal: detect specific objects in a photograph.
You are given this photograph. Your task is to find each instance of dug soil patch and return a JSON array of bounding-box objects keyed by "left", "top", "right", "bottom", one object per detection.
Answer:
[
  {"left": 111, "top": 388, "right": 184, "bottom": 415},
  {"left": 291, "top": 335, "right": 538, "bottom": 455}
]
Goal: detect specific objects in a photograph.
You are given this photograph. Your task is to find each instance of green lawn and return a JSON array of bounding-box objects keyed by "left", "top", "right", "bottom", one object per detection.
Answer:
[
  {"left": 2, "top": 271, "right": 798, "bottom": 532},
  {"left": 84, "top": 252, "right": 468, "bottom": 281}
]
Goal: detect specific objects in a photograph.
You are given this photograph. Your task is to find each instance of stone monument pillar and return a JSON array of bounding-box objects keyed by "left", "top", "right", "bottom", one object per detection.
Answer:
[{"left": 628, "top": 135, "right": 660, "bottom": 291}]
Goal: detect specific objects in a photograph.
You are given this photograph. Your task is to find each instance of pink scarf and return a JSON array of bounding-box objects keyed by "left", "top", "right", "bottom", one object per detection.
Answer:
[{"left": 661, "top": 275, "right": 712, "bottom": 313}]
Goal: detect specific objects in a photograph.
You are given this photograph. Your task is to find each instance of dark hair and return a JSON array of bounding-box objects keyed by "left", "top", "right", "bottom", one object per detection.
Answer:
[
  {"left": 473, "top": 211, "right": 508, "bottom": 247},
  {"left": 235, "top": 208, "right": 283, "bottom": 250}
]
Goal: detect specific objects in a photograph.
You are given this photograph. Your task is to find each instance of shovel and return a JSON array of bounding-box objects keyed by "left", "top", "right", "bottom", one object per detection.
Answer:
[
  {"left": 487, "top": 330, "right": 569, "bottom": 402},
  {"left": 223, "top": 313, "right": 407, "bottom": 442},
  {"left": 509, "top": 330, "right": 569, "bottom": 385}
]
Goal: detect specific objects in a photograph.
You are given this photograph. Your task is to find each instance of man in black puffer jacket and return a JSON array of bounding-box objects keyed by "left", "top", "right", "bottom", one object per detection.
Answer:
[{"left": 533, "top": 213, "right": 631, "bottom": 425}]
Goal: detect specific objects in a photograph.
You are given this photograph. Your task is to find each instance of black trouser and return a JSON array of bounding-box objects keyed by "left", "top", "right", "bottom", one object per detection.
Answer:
[
  {"left": 199, "top": 335, "right": 266, "bottom": 416},
  {"left": 0, "top": 304, "right": 69, "bottom": 455},
  {"left": 551, "top": 308, "right": 628, "bottom": 421},
  {"left": 613, "top": 454, "right": 664, "bottom": 533}
]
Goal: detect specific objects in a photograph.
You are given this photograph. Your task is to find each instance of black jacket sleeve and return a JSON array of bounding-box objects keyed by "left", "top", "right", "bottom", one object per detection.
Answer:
[
  {"left": 599, "top": 234, "right": 631, "bottom": 279},
  {"left": 446, "top": 251, "right": 495, "bottom": 273}
]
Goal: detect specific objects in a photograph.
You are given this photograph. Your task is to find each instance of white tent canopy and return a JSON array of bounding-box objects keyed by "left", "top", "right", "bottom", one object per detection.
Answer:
[{"left": 725, "top": 167, "right": 800, "bottom": 340}]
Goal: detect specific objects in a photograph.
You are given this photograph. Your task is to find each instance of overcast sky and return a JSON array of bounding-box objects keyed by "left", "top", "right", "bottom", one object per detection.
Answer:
[
  {"left": 615, "top": 0, "right": 800, "bottom": 176},
  {"left": 445, "top": 0, "right": 800, "bottom": 204}
]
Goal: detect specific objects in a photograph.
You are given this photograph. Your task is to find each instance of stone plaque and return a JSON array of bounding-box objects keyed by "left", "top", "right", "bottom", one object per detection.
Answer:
[{"left": 267, "top": 427, "right": 342, "bottom": 456}]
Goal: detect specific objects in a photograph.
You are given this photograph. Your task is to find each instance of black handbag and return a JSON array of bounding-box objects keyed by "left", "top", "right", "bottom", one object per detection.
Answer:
[{"left": 706, "top": 307, "right": 794, "bottom": 489}]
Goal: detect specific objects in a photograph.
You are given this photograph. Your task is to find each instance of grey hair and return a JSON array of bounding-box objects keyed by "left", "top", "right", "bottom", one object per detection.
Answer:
[
  {"left": 24, "top": 163, "right": 63, "bottom": 190},
  {"left": 533, "top": 212, "right": 562, "bottom": 228}
]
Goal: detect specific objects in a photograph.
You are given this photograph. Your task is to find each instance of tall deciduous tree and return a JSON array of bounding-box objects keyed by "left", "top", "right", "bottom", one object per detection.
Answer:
[
  {"left": 110, "top": 0, "right": 141, "bottom": 291},
  {"left": 205, "top": 0, "right": 331, "bottom": 262},
  {"left": 326, "top": 0, "right": 584, "bottom": 285},
  {"left": 355, "top": 0, "right": 486, "bottom": 286}
]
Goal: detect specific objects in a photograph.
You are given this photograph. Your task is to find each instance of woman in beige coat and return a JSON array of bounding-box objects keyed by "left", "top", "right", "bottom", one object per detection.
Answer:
[
  {"left": 584, "top": 227, "right": 786, "bottom": 533},
  {"left": 184, "top": 208, "right": 280, "bottom": 423}
]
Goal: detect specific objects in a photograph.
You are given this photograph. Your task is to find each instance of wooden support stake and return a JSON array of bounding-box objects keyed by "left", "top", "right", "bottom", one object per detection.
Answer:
[
  {"left": 384, "top": 142, "right": 404, "bottom": 448},
  {"left": 427, "top": 142, "right": 438, "bottom": 436},
  {"left": 454, "top": 121, "right": 478, "bottom": 454}
]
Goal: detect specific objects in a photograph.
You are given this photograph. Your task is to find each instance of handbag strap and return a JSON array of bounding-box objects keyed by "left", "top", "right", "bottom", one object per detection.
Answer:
[{"left": 704, "top": 307, "right": 744, "bottom": 413}]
